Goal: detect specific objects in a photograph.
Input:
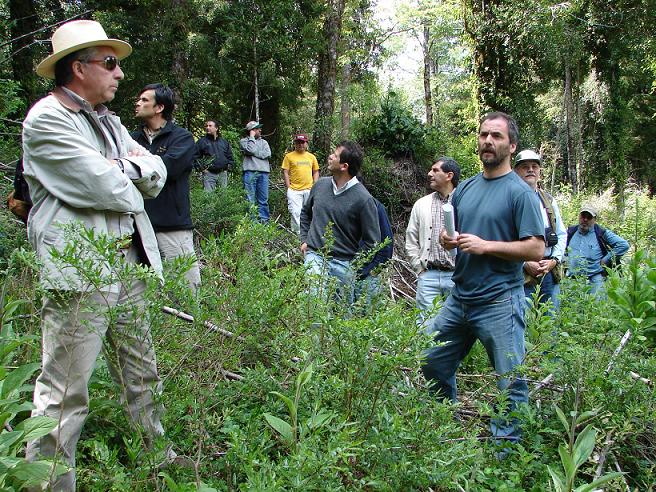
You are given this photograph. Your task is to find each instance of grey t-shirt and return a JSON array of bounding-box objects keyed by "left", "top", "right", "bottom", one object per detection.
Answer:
[{"left": 451, "top": 171, "right": 544, "bottom": 304}]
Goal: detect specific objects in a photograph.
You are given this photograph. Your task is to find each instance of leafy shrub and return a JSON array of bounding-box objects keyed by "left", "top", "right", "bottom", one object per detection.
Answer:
[{"left": 354, "top": 92, "right": 426, "bottom": 159}]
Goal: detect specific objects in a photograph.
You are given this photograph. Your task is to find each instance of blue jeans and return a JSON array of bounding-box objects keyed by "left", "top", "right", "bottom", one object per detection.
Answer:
[
  {"left": 304, "top": 251, "right": 354, "bottom": 304},
  {"left": 243, "top": 171, "right": 269, "bottom": 222},
  {"left": 416, "top": 269, "right": 454, "bottom": 324},
  {"left": 524, "top": 271, "right": 560, "bottom": 314},
  {"left": 589, "top": 273, "right": 605, "bottom": 297},
  {"left": 354, "top": 275, "right": 383, "bottom": 310},
  {"left": 421, "top": 286, "right": 528, "bottom": 442}
]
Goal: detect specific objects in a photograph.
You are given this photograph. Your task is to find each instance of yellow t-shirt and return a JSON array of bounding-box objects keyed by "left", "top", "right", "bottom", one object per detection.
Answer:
[{"left": 281, "top": 151, "right": 319, "bottom": 191}]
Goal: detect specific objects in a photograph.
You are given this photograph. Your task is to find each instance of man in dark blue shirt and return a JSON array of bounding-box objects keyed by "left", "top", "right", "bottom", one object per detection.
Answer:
[{"left": 422, "top": 112, "right": 544, "bottom": 447}]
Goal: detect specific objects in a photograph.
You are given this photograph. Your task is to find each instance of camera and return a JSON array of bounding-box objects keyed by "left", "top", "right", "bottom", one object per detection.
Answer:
[{"left": 544, "top": 227, "right": 559, "bottom": 247}]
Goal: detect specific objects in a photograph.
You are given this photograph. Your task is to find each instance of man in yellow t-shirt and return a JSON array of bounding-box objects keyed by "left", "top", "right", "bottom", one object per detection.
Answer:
[{"left": 281, "top": 134, "right": 320, "bottom": 233}]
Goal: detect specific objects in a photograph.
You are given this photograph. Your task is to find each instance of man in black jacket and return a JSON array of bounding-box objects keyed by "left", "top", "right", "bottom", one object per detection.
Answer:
[
  {"left": 133, "top": 83, "right": 200, "bottom": 291},
  {"left": 195, "top": 119, "right": 234, "bottom": 190}
]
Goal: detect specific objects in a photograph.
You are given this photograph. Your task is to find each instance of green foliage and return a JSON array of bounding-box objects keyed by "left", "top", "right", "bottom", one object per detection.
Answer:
[
  {"left": 606, "top": 251, "right": 656, "bottom": 346},
  {"left": 0, "top": 287, "right": 67, "bottom": 490},
  {"left": 189, "top": 177, "right": 249, "bottom": 238},
  {"left": 354, "top": 92, "right": 426, "bottom": 159},
  {"left": 548, "top": 396, "right": 624, "bottom": 492}
]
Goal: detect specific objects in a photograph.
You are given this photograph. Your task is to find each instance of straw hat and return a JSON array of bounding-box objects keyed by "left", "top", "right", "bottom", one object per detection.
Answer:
[{"left": 36, "top": 20, "right": 132, "bottom": 79}]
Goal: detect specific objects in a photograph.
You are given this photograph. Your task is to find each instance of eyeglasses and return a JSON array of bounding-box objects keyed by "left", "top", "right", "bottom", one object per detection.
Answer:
[{"left": 82, "top": 55, "right": 120, "bottom": 71}]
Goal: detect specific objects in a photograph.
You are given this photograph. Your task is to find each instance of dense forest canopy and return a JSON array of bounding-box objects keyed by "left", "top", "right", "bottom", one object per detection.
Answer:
[{"left": 1, "top": 0, "right": 655, "bottom": 195}]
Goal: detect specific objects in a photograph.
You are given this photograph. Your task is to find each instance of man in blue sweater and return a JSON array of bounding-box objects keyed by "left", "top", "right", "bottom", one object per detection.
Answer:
[{"left": 300, "top": 141, "right": 381, "bottom": 303}]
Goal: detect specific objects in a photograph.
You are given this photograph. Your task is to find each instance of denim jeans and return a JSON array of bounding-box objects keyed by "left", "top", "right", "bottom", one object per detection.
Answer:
[
  {"left": 304, "top": 251, "right": 354, "bottom": 304},
  {"left": 524, "top": 271, "right": 560, "bottom": 314},
  {"left": 354, "top": 275, "right": 384, "bottom": 310},
  {"left": 421, "top": 286, "right": 528, "bottom": 442},
  {"left": 416, "top": 269, "right": 454, "bottom": 324},
  {"left": 589, "top": 273, "right": 605, "bottom": 297},
  {"left": 243, "top": 171, "right": 269, "bottom": 222}
]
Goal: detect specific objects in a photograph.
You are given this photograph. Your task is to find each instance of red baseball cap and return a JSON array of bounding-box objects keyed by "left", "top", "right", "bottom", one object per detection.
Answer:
[{"left": 294, "top": 134, "right": 308, "bottom": 143}]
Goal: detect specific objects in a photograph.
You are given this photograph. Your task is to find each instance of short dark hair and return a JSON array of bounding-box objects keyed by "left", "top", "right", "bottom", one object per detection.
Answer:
[
  {"left": 140, "top": 83, "right": 175, "bottom": 120},
  {"left": 435, "top": 156, "right": 461, "bottom": 187},
  {"left": 480, "top": 111, "right": 519, "bottom": 145},
  {"left": 206, "top": 119, "right": 219, "bottom": 127},
  {"left": 54, "top": 47, "right": 97, "bottom": 87},
  {"left": 337, "top": 141, "right": 364, "bottom": 177}
]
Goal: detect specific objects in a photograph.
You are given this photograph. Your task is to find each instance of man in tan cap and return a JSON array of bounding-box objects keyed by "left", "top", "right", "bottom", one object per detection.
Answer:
[
  {"left": 565, "top": 205, "right": 629, "bottom": 295},
  {"left": 239, "top": 121, "right": 271, "bottom": 222},
  {"left": 22, "top": 19, "right": 171, "bottom": 491}
]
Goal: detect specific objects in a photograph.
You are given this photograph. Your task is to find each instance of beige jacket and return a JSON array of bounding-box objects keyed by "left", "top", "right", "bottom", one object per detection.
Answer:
[
  {"left": 22, "top": 88, "right": 167, "bottom": 290},
  {"left": 405, "top": 192, "right": 453, "bottom": 274}
]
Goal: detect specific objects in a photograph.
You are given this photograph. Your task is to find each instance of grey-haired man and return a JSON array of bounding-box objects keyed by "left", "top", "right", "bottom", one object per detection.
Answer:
[{"left": 22, "top": 20, "right": 171, "bottom": 491}]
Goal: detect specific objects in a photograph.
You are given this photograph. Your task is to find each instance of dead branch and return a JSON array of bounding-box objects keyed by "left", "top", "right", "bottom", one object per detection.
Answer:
[
  {"left": 221, "top": 369, "right": 244, "bottom": 381},
  {"left": 594, "top": 431, "right": 614, "bottom": 480},
  {"left": 162, "top": 305, "right": 245, "bottom": 341},
  {"left": 605, "top": 329, "right": 631, "bottom": 375},
  {"left": 611, "top": 454, "right": 631, "bottom": 491},
  {"left": 529, "top": 373, "right": 557, "bottom": 396},
  {"left": 629, "top": 371, "right": 653, "bottom": 387},
  {"left": 391, "top": 283, "right": 413, "bottom": 301}
]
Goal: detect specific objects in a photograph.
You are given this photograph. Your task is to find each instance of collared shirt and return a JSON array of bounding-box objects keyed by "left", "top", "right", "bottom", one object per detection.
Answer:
[
  {"left": 567, "top": 226, "right": 629, "bottom": 277},
  {"left": 332, "top": 175, "right": 359, "bottom": 196},
  {"left": 427, "top": 191, "right": 455, "bottom": 270}
]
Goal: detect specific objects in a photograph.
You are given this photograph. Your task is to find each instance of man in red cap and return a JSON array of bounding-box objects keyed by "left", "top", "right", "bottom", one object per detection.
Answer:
[{"left": 281, "top": 134, "right": 319, "bottom": 233}]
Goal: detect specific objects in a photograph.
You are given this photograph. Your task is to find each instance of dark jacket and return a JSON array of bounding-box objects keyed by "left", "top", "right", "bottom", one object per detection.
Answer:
[
  {"left": 131, "top": 120, "right": 195, "bottom": 231},
  {"left": 194, "top": 134, "right": 234, "bottom": 172},
  {"left": 359, "top": 199, "right": 393, "bottom": 278}
]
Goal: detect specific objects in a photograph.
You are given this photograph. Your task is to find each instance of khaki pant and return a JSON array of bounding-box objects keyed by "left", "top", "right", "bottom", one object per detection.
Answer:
[
  {"left": 26, "top": 247, "right": 165, "bottom": 492},
  {"left": 286, "top": 187, "right": 311, "bottom": 234},
  {"left": 155, "top": 230, "right": 201, "bottom": 292}
]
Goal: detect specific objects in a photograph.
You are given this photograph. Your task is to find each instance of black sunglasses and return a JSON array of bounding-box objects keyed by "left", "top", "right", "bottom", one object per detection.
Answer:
[{"left": 82, "top": 55, "right": 120, "bottom": 71}]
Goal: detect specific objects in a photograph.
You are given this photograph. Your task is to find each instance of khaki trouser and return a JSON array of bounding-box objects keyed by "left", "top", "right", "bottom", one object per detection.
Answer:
[
  {"left": 155, "top": 230, "right": 201, "bottom": 292},
  {"left": 26, "top": 247, "right": 165, "bottom": 492},
  {"left": 286, "top": 187, "right": 311, "bottom": 234}
]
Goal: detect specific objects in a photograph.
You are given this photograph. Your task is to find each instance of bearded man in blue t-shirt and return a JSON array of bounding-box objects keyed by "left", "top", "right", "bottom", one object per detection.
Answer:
[{"left": 421, "top": 112, "right": 545, "bottom": 447}]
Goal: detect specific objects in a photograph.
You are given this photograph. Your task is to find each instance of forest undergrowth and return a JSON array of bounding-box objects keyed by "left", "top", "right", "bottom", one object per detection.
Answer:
[{"left": 0, "top": 177, "right": 655, "bottom": 491}]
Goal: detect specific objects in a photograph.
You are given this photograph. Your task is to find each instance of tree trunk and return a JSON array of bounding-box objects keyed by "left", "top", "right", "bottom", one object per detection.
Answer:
[
  {"left": 422, "top": 22, "right": 433, "bottom": 126},
  {"left": 254, "top": 43, "right": 260, "bottom": 122},
  {"left": 340, "top": 62, "right": 351, "bottom": 140},
  {"left": 564, "top": 65, "right": 578, "bottom": 193},
  {"left": 313, "top": 0, "right": 346, "bottom": 162},
  {"left": 9, "top": 0, "right": 39, "bottom": 105},
  {"left": 431, "top": 52, "right": 439, "bottom": 128}
]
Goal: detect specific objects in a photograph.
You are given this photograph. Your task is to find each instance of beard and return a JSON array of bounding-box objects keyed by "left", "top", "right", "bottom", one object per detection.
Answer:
[
  {"left": 481, "top": 155, "right": 502, "bottom": 169},
  {"left": 578, "top": 223, "right": 591, "bottom": 234}
]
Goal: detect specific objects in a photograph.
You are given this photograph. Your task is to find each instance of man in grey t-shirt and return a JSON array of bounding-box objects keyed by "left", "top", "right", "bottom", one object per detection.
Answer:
[{"left": 422, "top": 112, "right": 544, "bottom": 449}]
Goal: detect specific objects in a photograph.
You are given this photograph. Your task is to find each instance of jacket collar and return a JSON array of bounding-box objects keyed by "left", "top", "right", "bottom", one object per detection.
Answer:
[
  {"left": 139, "top": 119, "right": 174, "bottom": 137},
  {"left": 52, "top": 87, "right": 113, "bottom": 117}
]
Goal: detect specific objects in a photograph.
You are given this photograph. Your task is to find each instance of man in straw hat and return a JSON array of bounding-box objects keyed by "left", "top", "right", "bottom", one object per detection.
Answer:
[{"left": 22, "top": 19, "right": 173, "bottom": 490}]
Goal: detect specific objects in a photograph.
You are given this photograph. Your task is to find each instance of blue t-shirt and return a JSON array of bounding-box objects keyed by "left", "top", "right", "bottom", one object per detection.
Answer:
[{"left": 451, "top": 171, "right": 544, "bottom": 304}]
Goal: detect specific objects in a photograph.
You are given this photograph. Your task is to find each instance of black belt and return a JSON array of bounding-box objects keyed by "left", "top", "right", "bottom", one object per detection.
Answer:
[{"left": 427, "top": 264, "right": 453, "bottom": 272}]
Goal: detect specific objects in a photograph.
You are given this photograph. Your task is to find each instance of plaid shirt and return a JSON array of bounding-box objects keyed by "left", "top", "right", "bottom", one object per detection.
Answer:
[{"left": 427, "top": 191, "right": 455, "bottom": 269}]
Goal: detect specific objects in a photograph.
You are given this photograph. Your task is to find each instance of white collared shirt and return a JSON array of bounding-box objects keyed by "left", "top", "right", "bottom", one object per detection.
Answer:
[{"left": 332, "top": 175, "right": 359, "bottom": 195}]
